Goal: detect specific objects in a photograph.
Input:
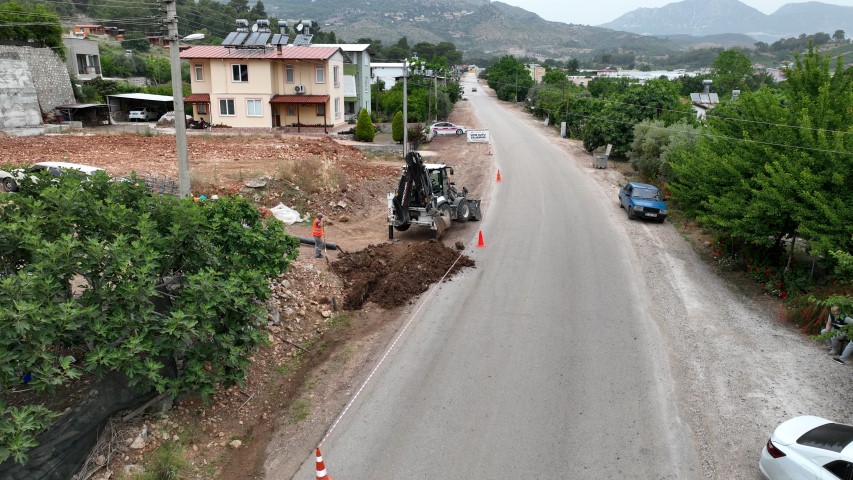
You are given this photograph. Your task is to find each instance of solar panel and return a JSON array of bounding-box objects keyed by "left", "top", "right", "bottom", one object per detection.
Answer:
[
  {"left": 245, "top": 32, "right": 261, "bottom": 46},
  {"left": 709, "top": 93, "right": 719, "bottom": 104},
  {"left": 270, "top": 34, "right": 288, "bottom": 45},
  {"left": 292, "top": 34, "right": 313, "bottom": 46},
  {"left": 233, "top": 32, "right": 249, "bottom": 45},
  {"left": 222, "top": 32, "right": 240, "bottom": 46},
  {"left": 255, "top": 32, "right": 271, "bottom": 46},
  {"left": 690, "top": 93, "right": 700, "bottom": 102}
]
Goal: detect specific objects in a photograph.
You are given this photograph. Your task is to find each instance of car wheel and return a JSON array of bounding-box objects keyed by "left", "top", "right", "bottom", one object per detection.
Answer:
[
  {"left": 2, "top": 177, "right": 18, "bottom": 192},
  {"left": 456, "top": 199, "right": 470, "bottom": 223},
  {"left": 626, "top": 206, "right": 635, "bottom": 220},
  {"left": 456, "top": 129, "right": 463, "bottom": 135},
  {"left": 394, "top": 223, "right": 411, "bottom": 231}
]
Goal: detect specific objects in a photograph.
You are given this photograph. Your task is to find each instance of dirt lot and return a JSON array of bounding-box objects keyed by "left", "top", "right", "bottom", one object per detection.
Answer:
[{"left": 0, "top": 100, "right": 492, "bottom": 479}]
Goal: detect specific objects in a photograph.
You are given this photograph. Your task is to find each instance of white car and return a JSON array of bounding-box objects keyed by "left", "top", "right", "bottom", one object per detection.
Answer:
[
  {"left": 0, "top": 161, "right": 105, "bottom": 192},
  {"left": 128, "top": 107, "right": 160, "bottom": 122},
  {"left": 759, "top": 415, "right": 853, "bottom": 479},
  {"left": 428, "top": 122, "right": 467, "bottom": 135}
]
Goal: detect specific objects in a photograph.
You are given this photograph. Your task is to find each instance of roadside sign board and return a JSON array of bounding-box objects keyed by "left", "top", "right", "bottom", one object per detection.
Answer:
[{"left": 466, "top": 130, "right": 490, "bottom": 143}]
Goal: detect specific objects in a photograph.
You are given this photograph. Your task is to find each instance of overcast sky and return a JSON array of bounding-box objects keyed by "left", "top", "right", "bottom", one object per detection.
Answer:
[{"left": 497, "top": 0, "right": 853, "bottom": 26}]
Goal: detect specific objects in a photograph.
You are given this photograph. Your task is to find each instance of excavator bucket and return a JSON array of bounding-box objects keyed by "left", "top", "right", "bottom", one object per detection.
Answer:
[
  {"left": 433, "top": 209, "right": 451, "bottom": 238},
  {"left": 467, "top": 199, "right": 482, "bottom": 221}
]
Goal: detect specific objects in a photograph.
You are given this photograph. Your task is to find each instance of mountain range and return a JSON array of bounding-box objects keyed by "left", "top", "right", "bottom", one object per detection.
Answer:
[
  {"left": 262, "top": 0, "right": 851, "bottom": 60},
  {"left": 601, "top": 0, "right": 853, "bottom": 41}
]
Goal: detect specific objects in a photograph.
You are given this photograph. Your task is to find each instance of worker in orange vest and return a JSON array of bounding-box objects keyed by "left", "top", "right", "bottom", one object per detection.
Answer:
[{"left": 312, "top": 212, "right": 325, "bottom": 258}]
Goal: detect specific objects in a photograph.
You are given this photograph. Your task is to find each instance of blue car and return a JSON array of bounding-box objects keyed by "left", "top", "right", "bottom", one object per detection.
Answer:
[{"left": 618, "top": 182, "right": 668, "bottom": 222}]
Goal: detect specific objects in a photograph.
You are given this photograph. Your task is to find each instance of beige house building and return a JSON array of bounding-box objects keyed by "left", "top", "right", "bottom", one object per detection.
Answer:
[{"left": 180, "top": 45, "right": 346, "bottom": 129}]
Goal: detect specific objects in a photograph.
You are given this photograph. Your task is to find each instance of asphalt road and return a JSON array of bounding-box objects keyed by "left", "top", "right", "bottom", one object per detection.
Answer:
[{"left": 293, "top": 74, "right": 699, "bottom": 479}]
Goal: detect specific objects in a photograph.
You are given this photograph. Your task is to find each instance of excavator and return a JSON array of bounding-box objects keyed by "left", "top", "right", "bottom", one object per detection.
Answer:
[{"left": 387, "top": 151, "right": 481, "bottom": 239}]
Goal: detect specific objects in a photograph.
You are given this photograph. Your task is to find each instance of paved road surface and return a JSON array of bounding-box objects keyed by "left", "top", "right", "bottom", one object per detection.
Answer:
[{"left": 292, "top": 74, "right": 699, "bottom": 479}]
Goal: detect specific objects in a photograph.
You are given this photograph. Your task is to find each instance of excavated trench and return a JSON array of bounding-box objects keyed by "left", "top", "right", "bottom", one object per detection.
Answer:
[{"left": 331, "top": 240, "right": 475, "bottom": 310}]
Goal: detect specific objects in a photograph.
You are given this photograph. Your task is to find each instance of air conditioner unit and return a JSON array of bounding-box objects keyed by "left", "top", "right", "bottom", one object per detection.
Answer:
[{"left": 294, "top": 85, "right": 306, "bottom": 94}]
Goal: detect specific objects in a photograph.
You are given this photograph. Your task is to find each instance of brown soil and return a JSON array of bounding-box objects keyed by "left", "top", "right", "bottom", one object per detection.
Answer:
[
  {"left": 332, "top": 240, "right": 475, "bottom": 310},
  {"left": 1, "top": 97, "right": 491, "bottom": 480}
]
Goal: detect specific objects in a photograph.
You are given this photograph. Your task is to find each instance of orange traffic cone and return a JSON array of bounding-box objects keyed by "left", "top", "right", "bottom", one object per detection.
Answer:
[
  {"left": 476, "top": 230, "right": 486, "bottom": 248},
  {"left": 496, "top": 169, "right": 502, "bottom": 182},
  {"left": 315, "top": 447, "right": 332, "bottom": 480}
]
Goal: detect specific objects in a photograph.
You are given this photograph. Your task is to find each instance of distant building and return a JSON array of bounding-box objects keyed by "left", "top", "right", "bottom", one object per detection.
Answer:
[{"left": 63, "top": 36, "right": 102, "bottom": 80}]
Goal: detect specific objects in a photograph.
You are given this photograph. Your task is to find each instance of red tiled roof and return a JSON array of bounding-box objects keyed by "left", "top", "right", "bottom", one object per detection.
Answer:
[
  {"left": 184, "top": 93, "right": 210, "bottom": 103},
  {"left": 269, "top": 95, "right": 329, "bottom": 104},
  {"left": 181, "top": 46, "right": 340, "bottom": 61}
]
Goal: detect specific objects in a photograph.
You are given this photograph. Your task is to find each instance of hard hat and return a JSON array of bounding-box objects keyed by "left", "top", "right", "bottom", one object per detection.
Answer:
[{"left": 316, "top": 212, "right": 324, "bottom": 218}]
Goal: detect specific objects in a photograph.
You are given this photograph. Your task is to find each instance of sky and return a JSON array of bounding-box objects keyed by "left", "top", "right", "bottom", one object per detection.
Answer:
[{"left": 496, "top": 0, "right": 853, "bottom": 27}]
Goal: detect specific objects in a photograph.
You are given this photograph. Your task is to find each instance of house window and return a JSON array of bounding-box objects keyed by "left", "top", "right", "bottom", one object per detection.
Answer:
[
  {"left": 219, "top": 99, "right": 235, "bottom": 116},
  {"left": 246, "top": 99, "right": 262, "bottom": 117},
  {"left": 76, "top": 54, "right": 99, "bottom": 75},
  {"left": 285, "top": 64, "right": 294, "bottom": 83},
  {"left": 333, "top": 66, "right": 340, "bottom": 87},
  {"left": 334, "top": 98, "right": 340, "bottom": 119},
  {"left": 231, "top": 64, "right": 248, "bottom": 82},
  {"left": 287, "top": 105, "right": 296, "bottom": 116},
  {"left": 194, "top": 64, "right": 204, "bottom": 81},
  {"left": 197, "top": 104, "right": 208, "bottom": 115},
  {"left": 316, "top": 103, "right": 325, "bottom": 116},
  {"left": 315, "top": 65, "right": 325, "bottom": 84}
]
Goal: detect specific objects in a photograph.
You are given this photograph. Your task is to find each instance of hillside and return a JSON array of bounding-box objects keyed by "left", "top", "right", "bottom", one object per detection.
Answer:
[
  {"left": 264, "top": 0, "right": 732, "bottom": 60},
  {"left": 602, "top": 0, "right": 853, "bottom": 41}
]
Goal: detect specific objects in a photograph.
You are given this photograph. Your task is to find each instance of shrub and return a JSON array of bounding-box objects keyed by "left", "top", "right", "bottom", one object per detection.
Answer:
[
  {"left": 354, "top": 108, "right": 374, "bottom": 142},
  {"left": 391, "top": 111, "right": 404, "bottom": 143}
]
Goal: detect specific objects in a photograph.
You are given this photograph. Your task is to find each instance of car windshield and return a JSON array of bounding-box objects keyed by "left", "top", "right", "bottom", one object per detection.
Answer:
[{"left": 633, "top": 188, "right": 660, "bottom": 200}]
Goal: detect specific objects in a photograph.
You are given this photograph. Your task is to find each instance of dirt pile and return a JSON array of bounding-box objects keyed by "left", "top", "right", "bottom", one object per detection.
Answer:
[{"left": 331, "top": 240, "right": 475, "bottom": 310}]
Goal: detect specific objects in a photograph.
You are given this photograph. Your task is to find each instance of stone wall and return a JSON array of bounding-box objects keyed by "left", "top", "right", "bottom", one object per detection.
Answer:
[{"left": 0, "top": 45, "right": 75, "bottom": 122}]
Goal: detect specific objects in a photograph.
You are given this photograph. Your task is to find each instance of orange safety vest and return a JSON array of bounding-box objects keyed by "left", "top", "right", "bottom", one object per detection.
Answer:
[{"left": 312, "top": 217, "right": 323, "bottom": 237}]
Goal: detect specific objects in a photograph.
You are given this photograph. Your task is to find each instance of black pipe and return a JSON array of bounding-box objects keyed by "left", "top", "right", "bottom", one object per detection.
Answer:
[{"left": 294, "top": 235, "right": 339, "bottom": 250}]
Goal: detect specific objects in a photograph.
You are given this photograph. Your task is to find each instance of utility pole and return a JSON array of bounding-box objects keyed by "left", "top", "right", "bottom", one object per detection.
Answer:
[
  {"left": 163, "top": 0, "right": 191, "bottom": 197},
  {"left": 402, "top": 58, "right": 408, "bottom": 157}
]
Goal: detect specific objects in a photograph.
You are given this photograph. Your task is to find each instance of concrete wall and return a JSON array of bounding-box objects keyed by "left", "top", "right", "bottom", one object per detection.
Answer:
[
  {"left": 0, "top": 45, "right": 75, "bottom": 118},
  {"left": 0, "top": 59, "right": 42, "bottom": 128}
]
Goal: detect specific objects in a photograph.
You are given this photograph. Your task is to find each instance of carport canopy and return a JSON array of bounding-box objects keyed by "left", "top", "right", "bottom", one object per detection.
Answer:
[{"left": 107, "top": 93, "right": 174, "bottom": 119}]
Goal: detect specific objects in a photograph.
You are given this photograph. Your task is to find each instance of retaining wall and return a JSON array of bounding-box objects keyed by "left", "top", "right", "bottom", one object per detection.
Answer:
[{"left": 0, "top": 45, "right": 74, "bottom": 124}]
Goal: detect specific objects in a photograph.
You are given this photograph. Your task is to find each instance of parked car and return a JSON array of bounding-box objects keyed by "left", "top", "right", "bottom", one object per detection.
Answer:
[
  {"left": 128, "top": 108, "right": 160, "bottom": 122},
  {"left": 428, "top": 122, "right": 467, "bottom": 135},
  {"left": 618, "top": 182, "right": 668, "bottom": 222},
  {"left": 760, "top": 415, "right": 853, "bottom": 480},
  {"left": 0, "top": 161, "right": 105, "bottom": 192},
  {"left": 471, "top": 87, "right": 478, "bottom": 92}
]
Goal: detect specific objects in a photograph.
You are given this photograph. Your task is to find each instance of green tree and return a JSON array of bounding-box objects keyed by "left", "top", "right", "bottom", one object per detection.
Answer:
[
  {"left": 833, "top": 30, "right": 846, "bottom": 42},
  {"left": 392, "top": 111, "right": 404, "bottom": 143},
  {"left": 0, "top": 174, "right": 297, "bottom": 464},
  {"left": 628, "top": 118, "right": 699, "bottom": 181},
  {"left": 580, "top": 78, "right": 682, "bottom": 156},
  {"left": 354, "top": 108, "right": 374, "bottom": 142},
  {"left": 669, "top": 46, "right": 853, "bottom": 276},
  {"left": 486, "top": 55, "right": 533, "bottom": 102},
  {"left": 0, "top": 1, "right": 64, "bottom": 57},
  {"left": 711, "top": 49, "right": 753, "bottom": 95}
]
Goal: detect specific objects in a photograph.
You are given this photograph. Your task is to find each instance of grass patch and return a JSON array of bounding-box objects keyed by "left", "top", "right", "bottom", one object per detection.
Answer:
[
  {"left": 288, "top": 400, "right": 310, "bottom": 423},
  {"left": 274, "top": 156, "right": 337, "bottom": 194},
  {"left": 327, "top": 312, "right": 351, "bottom": 332},
  {"left": 131, "top": 441, "right": 189, "bottom": 480}
]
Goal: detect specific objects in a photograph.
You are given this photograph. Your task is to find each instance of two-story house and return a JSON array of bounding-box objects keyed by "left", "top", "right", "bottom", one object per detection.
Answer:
[{"left": 180, "top": 45, "right": 346, "bottom": 129}]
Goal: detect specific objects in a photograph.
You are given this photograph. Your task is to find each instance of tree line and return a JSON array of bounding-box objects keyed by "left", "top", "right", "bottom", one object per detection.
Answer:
[{"left": 505, "top": 46, "right": 851, "bottom": 318}]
